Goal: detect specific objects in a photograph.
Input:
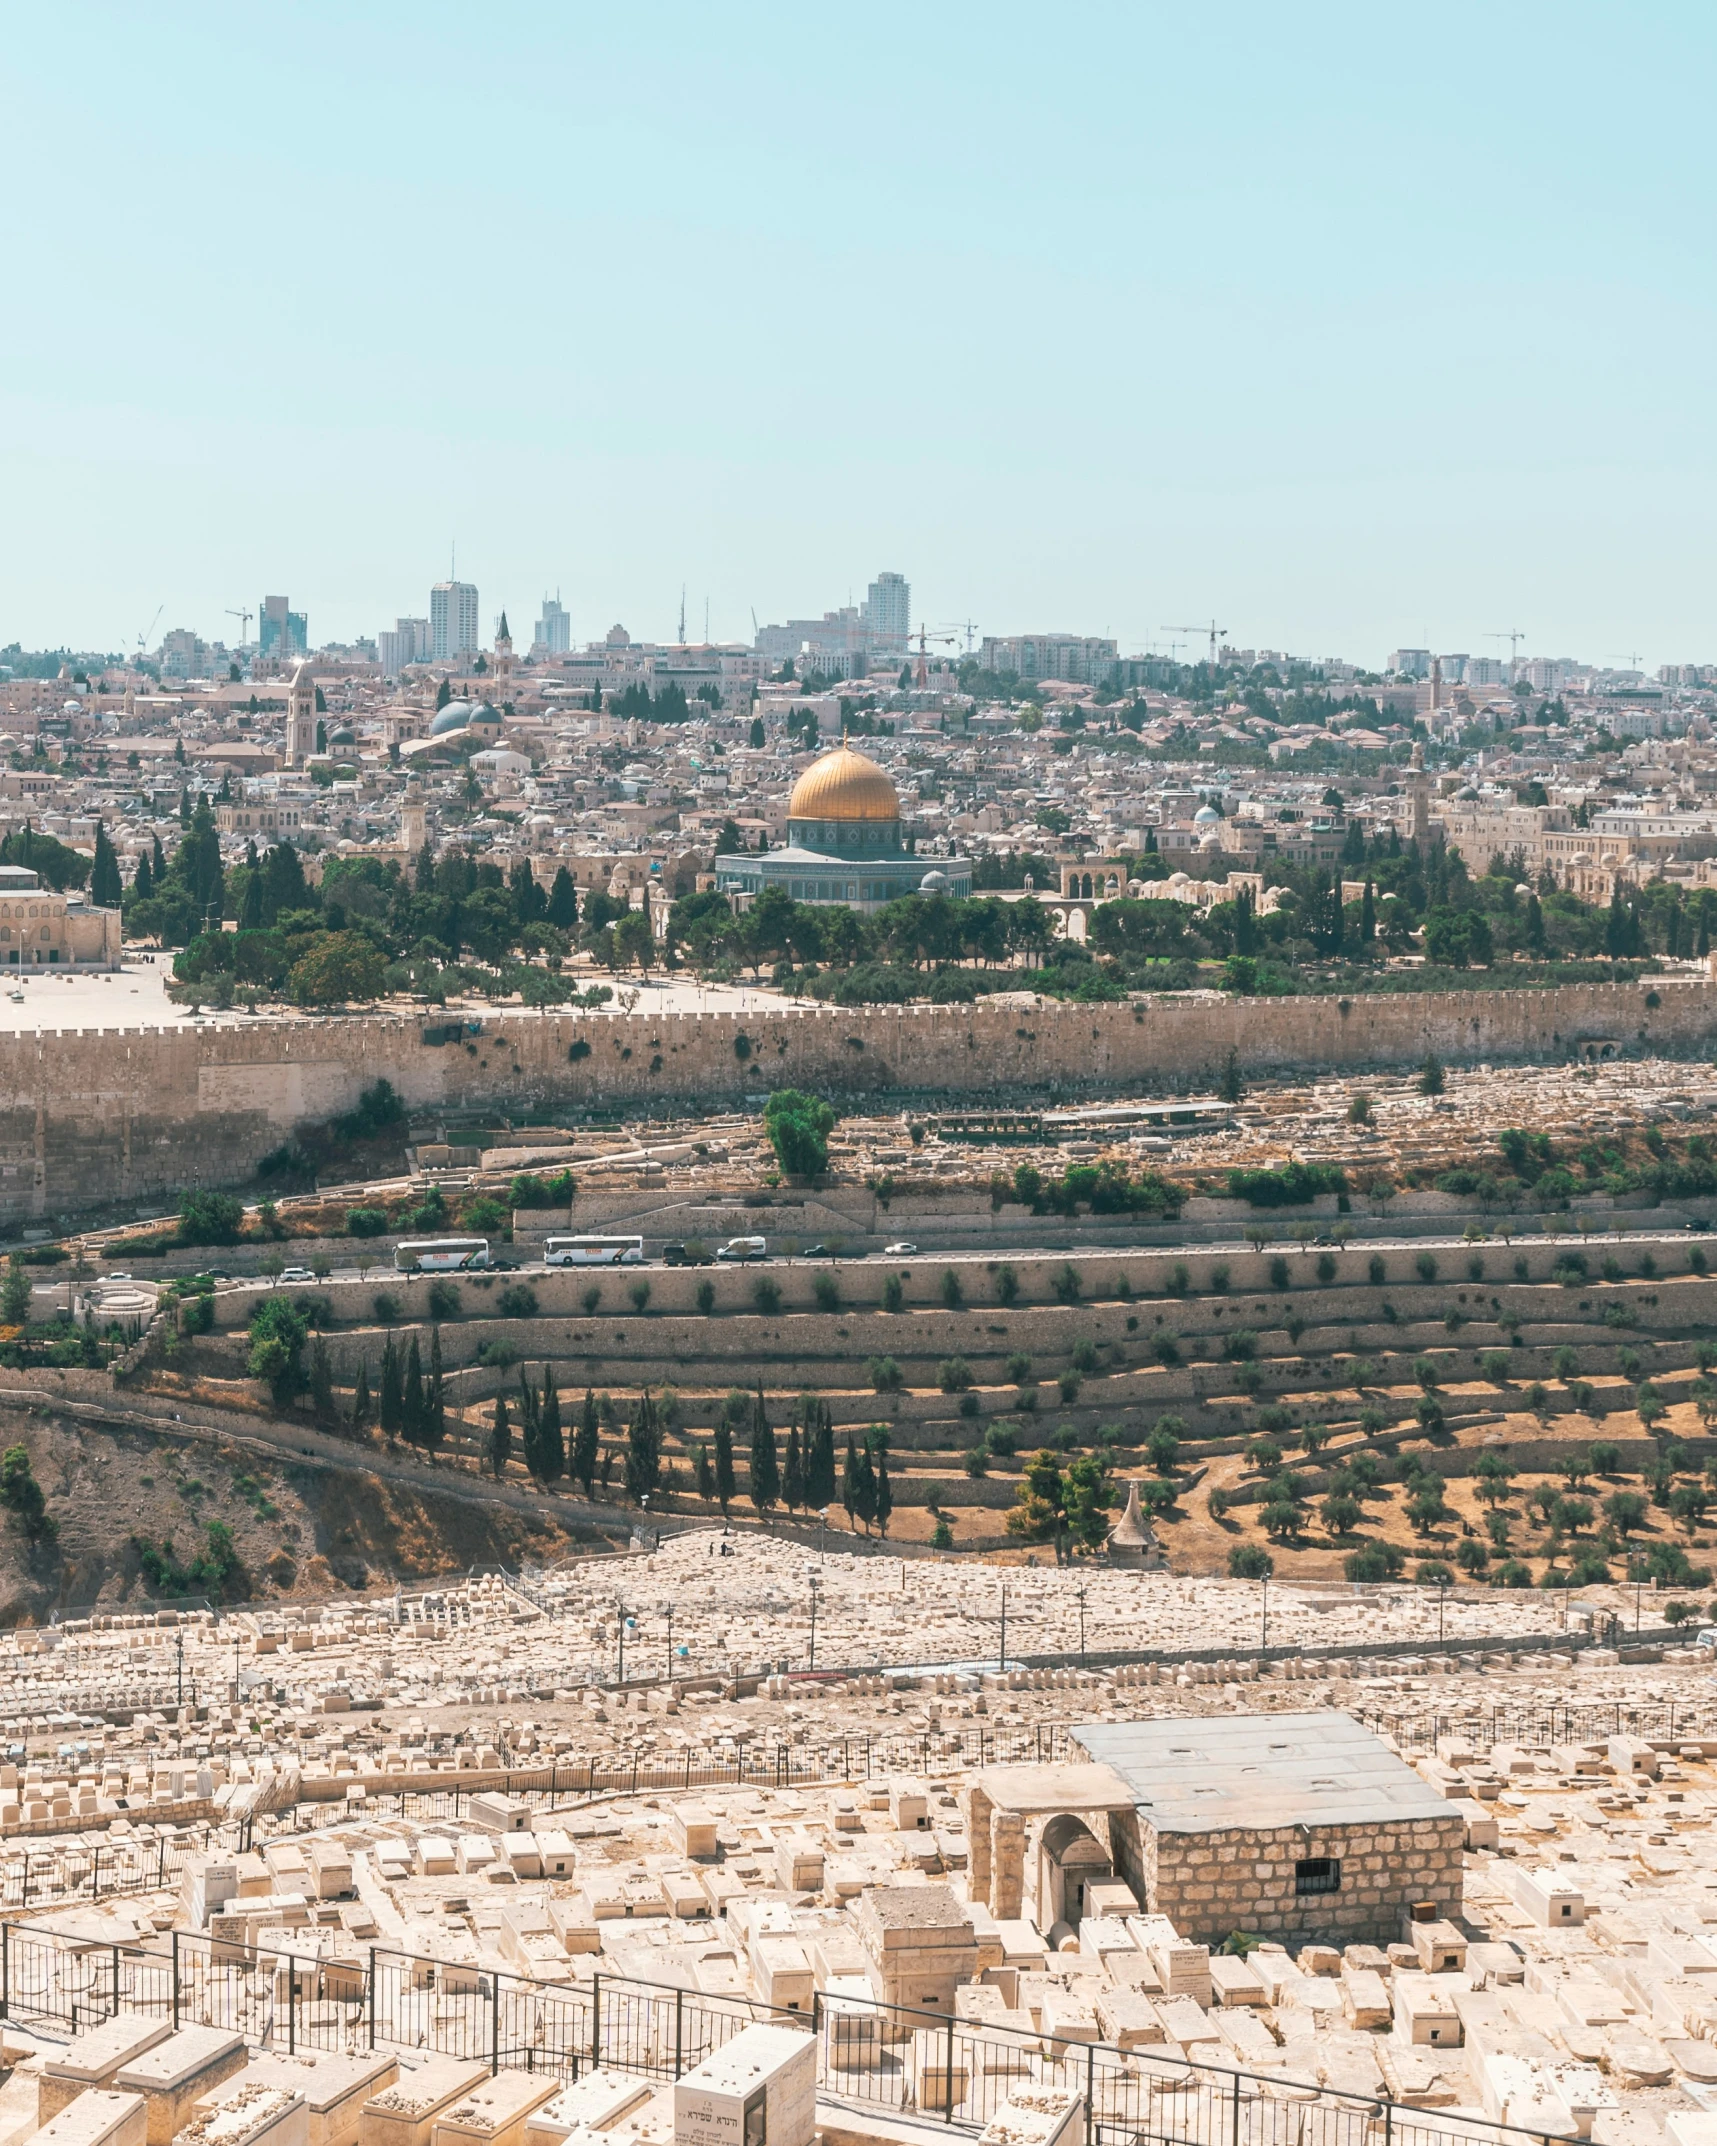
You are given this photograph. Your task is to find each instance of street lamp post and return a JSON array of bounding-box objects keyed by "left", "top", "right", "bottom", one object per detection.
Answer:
[
  {"left": 1075, "top": 1586, "right": 1087, "bottom": 1661},
  {"left": 999, "top": 1582, "right": 1009, "bottom": 1675},
  {"left": 616, "top": 1602, "right": 627, "bottom": 1687},
  {"left": 808, "top": 1574, "right": 821, "bottom": 1672},
  {"left": 663, "top": 1604, "right": 674, "bottom": 1683},
  {"left": 1261, "top": 1576, "right": 1269, "bottom": 1654}
]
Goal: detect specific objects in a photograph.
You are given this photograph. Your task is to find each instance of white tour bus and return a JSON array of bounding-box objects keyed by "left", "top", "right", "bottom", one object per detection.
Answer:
[
  {"left": 394, "top": 1237, "right": 493, "bottom": 1272},
  {"left": 544, "top": 1235, "right": 645, "bottom": 1267}
]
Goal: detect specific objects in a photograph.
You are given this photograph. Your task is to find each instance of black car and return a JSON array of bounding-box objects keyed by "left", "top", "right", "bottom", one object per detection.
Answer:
[{"left": 662, "top": 1243, "right": 690, "bottom": 1265}]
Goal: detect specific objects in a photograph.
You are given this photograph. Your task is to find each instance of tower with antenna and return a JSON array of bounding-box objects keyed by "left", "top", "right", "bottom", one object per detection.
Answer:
[{"left": 679, "top": 586, "right": 687, "bottom": 647}]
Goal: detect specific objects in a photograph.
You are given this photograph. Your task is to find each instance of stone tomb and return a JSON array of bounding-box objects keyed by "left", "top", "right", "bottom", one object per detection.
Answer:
[
  {"left": 1071, "top": 1713, "right": 1463, "bottom": 1948},
  {"left": 39, "top": 2018, "right": 172, "bottom": 2126},
  {"left": 672, "top": 2024, "right": 816, "bottom": 2146}
]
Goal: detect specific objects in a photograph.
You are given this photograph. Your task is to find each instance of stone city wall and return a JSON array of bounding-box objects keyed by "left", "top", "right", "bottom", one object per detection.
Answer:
[{"left": 1, "top": 975, "right": 1712, "bottom": 1226}]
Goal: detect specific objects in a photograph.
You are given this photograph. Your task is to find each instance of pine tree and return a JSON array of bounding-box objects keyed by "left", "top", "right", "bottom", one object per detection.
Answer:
[
  {"left": 349, "top": 1360, "right": 372, "bottom": 1439},
  {"left": 713, "top": 1418, "right": 736, "bottom": 1517},
  {"left": 548, "top": 867, "right": 580, "bottom": 929},
  {"left": 624, "top": 1390, "right": 661, "bottom": 1503},
  {"left": 572, "top": 1387, "right": 599, "bottom": 1494},
  {"left": 379, "top": 1334, "right": 402, "bottom": 1442},
  {"left": 539, "top": 1366, "right": 564, "bottom": 1481},
  {"left": 782, "top": 1423, "right": 804, "bottom": 1512},
  {"left": 749, "top": 1388, "right": 779, "bottom": 1514},
  {"left": 401, "top": 1335, "right": 425, "bottom": 1447},
  {"left": 1218, "top": 1047, "right": 1243, "bottom": 1105},
  {"left": 806, "top": 1397, "right": 837, "bottom": 1507},
  {"left": 489, "top": 1394, "right": 511, "bottom": 1480}
]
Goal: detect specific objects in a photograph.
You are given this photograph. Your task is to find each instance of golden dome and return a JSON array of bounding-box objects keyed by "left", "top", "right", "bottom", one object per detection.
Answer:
[{"left": 787, "top": 744, "right": 899, "bottom": 823}]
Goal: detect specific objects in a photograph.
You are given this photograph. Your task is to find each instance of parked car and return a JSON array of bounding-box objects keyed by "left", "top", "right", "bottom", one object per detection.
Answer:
[
  {"left": 883, "top": 1241, "right": 919, "bottom": 1257},
  {"left": 280, "top": 1266, "right": 315, "bottom": 1283}
]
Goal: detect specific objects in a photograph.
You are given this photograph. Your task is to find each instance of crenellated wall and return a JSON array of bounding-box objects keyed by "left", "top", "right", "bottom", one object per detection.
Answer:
[{"left": 5, "top": 975, "right": 1712, "bottom": 1226}]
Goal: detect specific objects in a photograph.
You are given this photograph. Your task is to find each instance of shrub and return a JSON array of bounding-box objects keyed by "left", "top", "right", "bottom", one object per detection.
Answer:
[
  {"left": 1479, "top": 1350, "right": 1512, "bottom": 1383},
  {"left": 985, "top": 1424, "right": 1017, "bottom": 1459},
  {"left": 960, "top": 1391, "right": 980, "bottom": 1418},
  {"left": 179, "top": 1191, "right": 245, "bottom": 1246},
  {"left": 581, "top": 1285, "right": 601, "bottom": 1315},
  {"left": 1344, "top": 1541, "right": 1405, "bottom": 1582},
  {"left": 882, "top": 1274, "right": 905, "bottom": 1313},
  {"left": 460, "top": 1195, "right": 509, "bottom": 1233},
  {"left": 1052, "top": 1263, "right": 1082, "bottom": 1305},
  {"left": 696, "top": 1280, "right": 716, "bottom": 1314},
  {"left": 1006, "top": 1351, "right": 1035, "bottom": 1385},
  {"left": 372, "top": 1292, "right": 401, "bottom": 1324},
  {"left": 1207, "top": 1486, "right": 1231, "bottom": 1520},
  {"left": 1228, "top": 1545, "right": 1273, "bottom": 1580},
  {"left": 1070, "top": 1337, "right": 1100, "bottom": 1376},
  {"left": 629, "top": 1280, "right": 652, "bottom": 1312},
  {"left": 1269, "top": 1256, "right": 1290, "bottom": 1290},
  {"left": 1208, "top": 1262, "right": 1231, "bottom": 1294},
  {"left": 938, "top": 1356, "right": 974, "bottom": 1393},
  {"left": 941, "top": 1269, "right": 964, "bottom": 1310},
  {"left": 1165, "top": 1262, "right": 1189, "bottom": 1297},
  {"left": 1057, "top": 1369, "right": 1082, "bottom": 1403},
  {"left": 753, "top": 1278, "right": 782, "bottom": 1316},
  {"left": 1316, "top": 1253, "right": 1337, "bottom": 1283},
  {"left": 994, "top": 1263, "right": 1019, "bottom": 1306},
  {"left": 1152, "top": 1332, "right": 1181, "bottom": 1366},
  {"left": 868, "top": 1355, "right": 904, "bottom": 1394},
  {"left": 1234, "top": 1361, "right": 1264, "bottom": 1395},
  {"left": 1415, "top": 1252, "right": 1439, "bottom": 1283},
  {"left": 346, "top": 1207, "right": 389, "bottom": 1238},
  {"left": 497, "top": 1284, "right": 538, "bottom": 1319},
  {"left": 1368, "top": 1254, "right": 1386, "bottom": 1284},
  {"left": 813, "top": 1274, "right": 840, "bottom": 1312},
  {"left": 1456, "top": 1537, "right": 1489, "bottom": 1576},
  {"left": 427, "top": 1279, "right": 462, "bottom": 1320},
  {"left": 1228, "top": 1162, "right": 1345, "bottom": 1208},
  {"left": 1224, "top": 1328, "right": 1258, "bottom": 1362}
]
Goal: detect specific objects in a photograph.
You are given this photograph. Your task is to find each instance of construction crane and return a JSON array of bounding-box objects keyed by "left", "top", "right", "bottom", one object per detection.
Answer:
[
  {"left": 1164, "top": 621, "right": 1227, "bottom": 665},
  {"left": 1486, "top": 630, "right": 1526, "bottom": 681},
  {"left": 135, "top": 605, "right": 163, "bottom": 655},
  {"left": 225, "top": 607, "right": 253, "bottom": 643}
]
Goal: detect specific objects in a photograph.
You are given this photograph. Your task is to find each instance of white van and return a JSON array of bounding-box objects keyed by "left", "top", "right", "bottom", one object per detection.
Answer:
[{"left": 716, "top": 1236, "right": 768, "bottom": 1262}]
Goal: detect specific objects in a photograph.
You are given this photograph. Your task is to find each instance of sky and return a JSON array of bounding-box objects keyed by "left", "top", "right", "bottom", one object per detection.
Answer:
[{"left": 4, "top": 2, "right": 1716, "bottom": 670}]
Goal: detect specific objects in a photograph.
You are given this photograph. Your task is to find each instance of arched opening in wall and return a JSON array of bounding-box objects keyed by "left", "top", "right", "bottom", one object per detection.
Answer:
[
  {"left": 1081, "top": 874, "right": 1094, "bottom": 900},
  {"left": 1067, "top": 909, "right": 1088, "bottom": 942},
  {"left": 1035, "top": 1813, "right": 1112, "bottom": 1940}
]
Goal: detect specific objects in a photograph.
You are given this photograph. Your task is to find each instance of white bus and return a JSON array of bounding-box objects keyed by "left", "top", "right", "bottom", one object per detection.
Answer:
[
  {"left": 544, "top": 1235, "right": 645, "bottom": 1267},
  {"left": 394, "top": 1237, "right": 493, "bottom": 1273}
]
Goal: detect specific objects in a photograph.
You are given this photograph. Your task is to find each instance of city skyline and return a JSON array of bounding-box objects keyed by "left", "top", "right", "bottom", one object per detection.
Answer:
[{"left": 6, "top": 4, "right": 1717, "bottom": 664}]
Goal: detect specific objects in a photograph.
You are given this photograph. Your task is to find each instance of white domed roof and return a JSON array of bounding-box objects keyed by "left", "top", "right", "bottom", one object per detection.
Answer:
[{"left": 1194, "top": 803, "right": 1221, "bottom": 824}]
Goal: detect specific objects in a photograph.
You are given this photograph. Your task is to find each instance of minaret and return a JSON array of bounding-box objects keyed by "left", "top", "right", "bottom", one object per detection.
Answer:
[
  {"left": 1408, "top": 740, "right": 1431, "bottom": 845},
  {"left": 492, "top": 612, "right": 515, "bottom": 688},
  {"left": 401, "top": 780, "right": 426, "bottom": 856}
]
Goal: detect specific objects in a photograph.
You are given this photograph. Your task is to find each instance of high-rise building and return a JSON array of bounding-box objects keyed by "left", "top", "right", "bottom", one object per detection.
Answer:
[
  {"left": 430, "top": 580, "right": 480, "bottom": 663},
  {"left": 862, "top": 571, "right": 910, "bottom": 655},
  {"left": 377, "top": 617, "right": 431, "bottom": 676},
  {"left": 1388, "top": 648, "right": 1432, "bottom": 679},
  {"left": 535, "top": 596, "right": 571, "bottom": 656},
  {"left": 978, "top": 633, "right": 1119, "bottom": 686},
  {"left": 259, "top": 594, "right": 307, "bottom": 658}
]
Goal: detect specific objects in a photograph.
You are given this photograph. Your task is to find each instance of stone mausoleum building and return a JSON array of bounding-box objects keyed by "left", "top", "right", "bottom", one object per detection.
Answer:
[
  {"left": 714, "top": 743, "right": 971, "bottom": 913},
  {"left": 962, "top": 1714, "right": 1461, "bottom": 1951}
]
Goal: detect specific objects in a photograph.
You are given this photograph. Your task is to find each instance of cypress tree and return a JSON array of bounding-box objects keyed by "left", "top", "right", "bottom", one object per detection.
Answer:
[
  {"left": 1359, "top": 880, "right": 1376, "bottom": 944},
  {"left": 131, "top": 850, "right": 153, "bottom": 902},
  {"left": 539, "top": 1366, "right": 564, "bottom": 1481},
  {"left": 489, "top": 1394, "right": 511, "bottom": 1480},
  {"left": 713, "top": 1417, "right": 736, "bottom": 1516},
  {"left": 749, "top": 1387, "right": 779, "bottom": 1514},
  {"left": 548, "top": 866, "right": 580, "bottom": 929},
  {"left": 625, "top": 1389, "right": 661, "bottom": 1503},
  {"left": 806, "top": 1397, "right": 837, "bottom": 1508},
  {"left": 425, "top": 1327, "right": 445, "bottom": 1458},
  {"left": 782, "top": 1423, "right": 804, "bottom": 1512},
  {"left": 869, "top": 1427, "right": 893, "bottom": 1538},
  {"left": 518, "top": 1366, "right": 541, "bottom": 1477},
  {"left": 350, "top": 1359, "right": 371, "bottom": 1438},
  {"left": 572, "top": 1387, "right": 599, "bottom": 1494},
  {"left": 401, "top": 1335, "right": 425, "bottom": 1447},
  {"left": 842, "top": 1434, "right": 862, "bottom": 1530},
  {"left": 90, "top": 823, "right": 122, "bottom": 907},
  {"left": 379, "top": 1334, "right": 401, "bottom": 1442}
]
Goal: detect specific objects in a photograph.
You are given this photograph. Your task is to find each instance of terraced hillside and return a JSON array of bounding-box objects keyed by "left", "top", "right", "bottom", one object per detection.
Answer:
[{"left": 139, "top": 1230, "right": 1717, "bottom": 1594}]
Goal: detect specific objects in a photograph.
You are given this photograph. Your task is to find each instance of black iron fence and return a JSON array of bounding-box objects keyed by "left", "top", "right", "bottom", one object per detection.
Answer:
[
  {"left": 1364, "top": 1698, "right": 1717, "bottom": 1754},
  {"left": 0, "top": 1923, "right": 1582, "bottom": 2146},
  {"left": 0, "top": 1825, "right": 218, "bottom": 1912}
]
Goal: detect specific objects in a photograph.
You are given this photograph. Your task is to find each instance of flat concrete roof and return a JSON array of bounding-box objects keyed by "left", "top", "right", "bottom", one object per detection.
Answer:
[{"left": 1070, "top": 1712, "right": 1452, "bottom": 1836}]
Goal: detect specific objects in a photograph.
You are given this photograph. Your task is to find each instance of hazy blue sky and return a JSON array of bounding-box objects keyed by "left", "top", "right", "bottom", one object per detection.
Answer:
[{"left": 5, "top": 3, "right": 1714, "bottom": 668}]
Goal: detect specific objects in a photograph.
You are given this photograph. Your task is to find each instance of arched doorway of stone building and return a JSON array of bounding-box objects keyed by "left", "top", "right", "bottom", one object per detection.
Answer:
[{"left": 1035, "top": 1814, "right": 1113, "bottom": 1940}]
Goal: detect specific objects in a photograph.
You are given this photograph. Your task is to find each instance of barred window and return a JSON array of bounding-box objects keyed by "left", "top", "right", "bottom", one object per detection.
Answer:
[{"left": 1295, "top": 1857, "right": 1341, "bottom": 1896}]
